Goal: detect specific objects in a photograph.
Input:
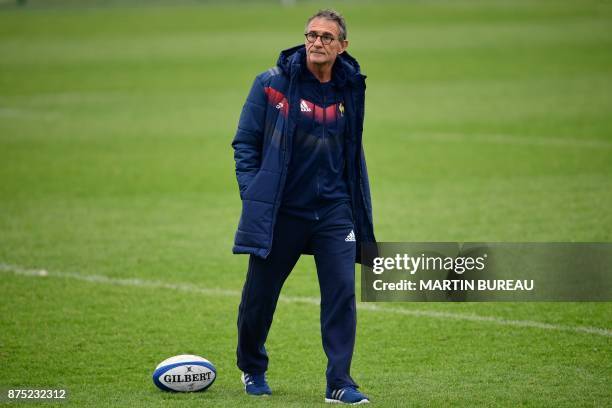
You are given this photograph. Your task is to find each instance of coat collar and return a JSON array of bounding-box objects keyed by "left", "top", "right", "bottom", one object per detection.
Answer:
[{"left": 276, "top": 44, "right": 364, "bottom": 87}]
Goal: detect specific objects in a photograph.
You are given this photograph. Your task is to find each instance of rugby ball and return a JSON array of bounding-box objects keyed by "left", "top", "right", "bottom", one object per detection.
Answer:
[{"left": 152, "top": 354, "right": 216, "bottom": 392}]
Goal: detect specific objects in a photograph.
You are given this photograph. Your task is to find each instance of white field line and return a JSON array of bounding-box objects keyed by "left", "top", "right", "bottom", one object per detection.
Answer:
[
  {"left": 0, "top": 107, "right": 60, "bottom": 120},
  {"left": 408, "top": 133, "right": 612, "bottom": 149},
  {"left": 1, "top": 263, "right": 611, "bottom": 338}
]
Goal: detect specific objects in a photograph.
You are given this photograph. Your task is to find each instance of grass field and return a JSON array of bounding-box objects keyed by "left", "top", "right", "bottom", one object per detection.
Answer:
[{"left": 1, "top": 0, "right": 611, "bottom": 406}]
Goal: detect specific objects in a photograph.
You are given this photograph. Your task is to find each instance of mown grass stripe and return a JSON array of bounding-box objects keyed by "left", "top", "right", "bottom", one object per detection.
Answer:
[{"left": 407, "top": 133, "right": 612, "bottom": 149}]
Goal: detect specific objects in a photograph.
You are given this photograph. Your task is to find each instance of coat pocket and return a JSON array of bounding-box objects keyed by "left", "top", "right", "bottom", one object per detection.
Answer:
[{"left": 242, "top": 168, "right": 281, "bottom": 204}]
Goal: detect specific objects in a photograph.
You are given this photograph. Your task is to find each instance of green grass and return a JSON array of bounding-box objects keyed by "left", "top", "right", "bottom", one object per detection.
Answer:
[{"left": 1, "top": 1, "right": 611, "bottom": 406}]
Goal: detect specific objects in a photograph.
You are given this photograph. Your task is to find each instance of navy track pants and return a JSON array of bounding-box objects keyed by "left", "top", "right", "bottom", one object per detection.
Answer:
[{"left": 236, "top": 202, "right": 358, "bottom": 389}]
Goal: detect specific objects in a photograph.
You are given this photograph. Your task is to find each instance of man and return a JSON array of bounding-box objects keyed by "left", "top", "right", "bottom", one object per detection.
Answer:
[{"left": 231, "top": 9, "right": 375, "bottom": 405}]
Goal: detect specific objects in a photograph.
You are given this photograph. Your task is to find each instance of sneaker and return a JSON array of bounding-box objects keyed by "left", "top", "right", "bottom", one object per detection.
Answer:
[
  {"left": 241, "top": 372, "right": 271, "bottom": 396},
  {"left": 325, "top": 386, "right": 370, "bottom": 404}
]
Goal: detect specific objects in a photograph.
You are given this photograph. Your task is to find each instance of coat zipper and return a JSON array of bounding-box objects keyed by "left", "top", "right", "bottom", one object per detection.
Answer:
[{"left": 314, "top": 89, "right": 327, "bottom": 221}]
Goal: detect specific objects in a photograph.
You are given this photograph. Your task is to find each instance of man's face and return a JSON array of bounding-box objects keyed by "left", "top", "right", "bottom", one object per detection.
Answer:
[{"left": 305, "top": 17, "right": 348, "bottom": 67}]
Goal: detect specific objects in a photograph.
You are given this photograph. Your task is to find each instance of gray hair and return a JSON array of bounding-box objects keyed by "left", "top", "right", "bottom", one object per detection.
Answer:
[{"left": 306, "top": 9, "right": 347, "bottom": 41}]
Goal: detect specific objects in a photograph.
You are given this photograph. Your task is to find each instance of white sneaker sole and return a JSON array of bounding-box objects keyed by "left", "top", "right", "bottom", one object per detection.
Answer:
[{"left": 325, "top": 398, "right": 370, "bottom": 405}]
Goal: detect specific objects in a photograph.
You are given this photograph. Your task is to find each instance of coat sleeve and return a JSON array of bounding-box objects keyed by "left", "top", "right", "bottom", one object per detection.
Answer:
[{"left": 231, "top": 76, "right": 267, "bottom": 198}]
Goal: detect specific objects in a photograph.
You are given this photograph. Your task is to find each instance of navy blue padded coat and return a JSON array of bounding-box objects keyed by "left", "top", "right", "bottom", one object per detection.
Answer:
[{"left": 231, "top": 45, "right": 376, "bottom": 264}]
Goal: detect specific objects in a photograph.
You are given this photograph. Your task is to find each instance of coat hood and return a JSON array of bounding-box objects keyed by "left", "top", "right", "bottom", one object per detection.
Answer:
[{"left": 276, "top": 44, "right": 364, "bottom": 86}]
